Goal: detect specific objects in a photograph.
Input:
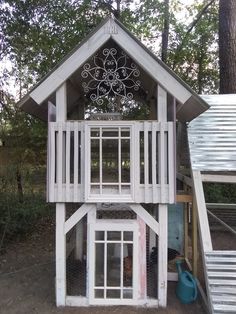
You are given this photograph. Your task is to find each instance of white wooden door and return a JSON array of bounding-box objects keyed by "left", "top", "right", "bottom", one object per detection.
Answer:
[{"left": 88, "top": 220, "right": 139, "bottom": 305}]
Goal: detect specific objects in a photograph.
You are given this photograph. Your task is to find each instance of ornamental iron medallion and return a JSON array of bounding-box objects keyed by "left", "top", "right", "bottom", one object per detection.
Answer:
[{"left": 81, "top": 48, "right": 140, "bottom": 111}]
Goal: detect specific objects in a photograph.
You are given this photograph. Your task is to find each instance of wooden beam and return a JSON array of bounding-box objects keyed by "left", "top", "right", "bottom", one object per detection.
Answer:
[
  {"left": 64, "top": 204, "right": 95, "bottom": 234},
  {"left": 176, "top": 194, "right": 193, "bottom": 203},
  {"left": 47, "top": 101, "right": 56, "bottom": 202},
  {"left": 56, "top": 83, "right": 67, "bottom": 122},
  {"left": 192, "top": 195, "right": 198, "bottom": 277},
  {"left": 206, "top": 203, "right": 236, "bottom": 210},
  {"left": 201, "top": 174, "right": 236, "bottom": 183},
  {"left": 158, "top": 204, "right": 168, "bottom": 307},
  {"left": 56, "top": 203, "right": 66, "bottom": 306},
  {"left": 30, "top": 30, "right": 110, "bottom": 104},
  {"left": 184, "top": 204, "right": 189, "bottom": 261},
  {"left": 157, "top": 85, "right": 167, "bottom": 122},
  {"left": 129, "top": 204, "right": 159, "bottom": 236},
  {"left": 207, "top": 209, "right": 236, "bottom": 236},
  {"left": 192, "top": 170, "right": 212, "bottom": 252},
  {"left": 177, "top": 173, "right": 193, "bottom": 187},
  {"left": 75, "top": 220, "right": 84, "bottom": 260}
]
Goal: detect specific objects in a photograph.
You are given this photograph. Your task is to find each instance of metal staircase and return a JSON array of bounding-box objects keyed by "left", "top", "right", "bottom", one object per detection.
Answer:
[
  {"left": 205, "top": 251, "right": 236, "bottom": 313},
  {"left": 191, "top": 171, "right": 236, "bottom": 314}
]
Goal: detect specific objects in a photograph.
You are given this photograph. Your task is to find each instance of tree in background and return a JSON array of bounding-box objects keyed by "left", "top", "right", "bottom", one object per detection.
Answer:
[
  {"left": 0, "top": 0, "right": 226, "bottom": 245},
  {"left": 219, "top": 0, "right": 236, "bottom": 93}
]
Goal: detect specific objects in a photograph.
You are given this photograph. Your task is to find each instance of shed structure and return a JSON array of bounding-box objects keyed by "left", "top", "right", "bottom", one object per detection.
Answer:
[
  {"left": 185, "top": 94, "right": 236, "bottom": 314},
  {"left": 18, "top": 17, "right": 236, "bottom": 312}
]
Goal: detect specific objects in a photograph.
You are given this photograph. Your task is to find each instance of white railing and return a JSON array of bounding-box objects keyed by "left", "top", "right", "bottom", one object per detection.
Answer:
[{"left": 48, "top": 121, "right": 175, "bottom": 203}]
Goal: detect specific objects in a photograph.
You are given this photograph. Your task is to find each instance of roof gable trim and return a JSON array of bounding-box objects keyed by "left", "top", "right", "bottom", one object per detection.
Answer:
[
  {"left": 30, "top": 24, "right": 111, "bottom": 104},
  {"left": 30, "top": 18, "right": 194, "bottom": 106}
]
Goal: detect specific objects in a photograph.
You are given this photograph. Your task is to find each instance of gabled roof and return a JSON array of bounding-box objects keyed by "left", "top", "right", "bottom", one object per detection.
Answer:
[
  {"left": 18, "top": 17, "right": 209, "bottom": 121},
  {"left": 188, "top": 94, "right": 236, "bottom": 171}
]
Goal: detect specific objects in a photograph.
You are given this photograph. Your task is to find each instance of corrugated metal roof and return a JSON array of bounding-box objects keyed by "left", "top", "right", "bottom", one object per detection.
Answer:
[{"left": 188, "top": 94, "right": 236, "bottom": 171}]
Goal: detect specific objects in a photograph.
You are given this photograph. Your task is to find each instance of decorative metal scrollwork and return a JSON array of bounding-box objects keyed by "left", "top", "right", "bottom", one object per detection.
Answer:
[{"left": 81, "top": 48, "right": 140, "bottom": 111}]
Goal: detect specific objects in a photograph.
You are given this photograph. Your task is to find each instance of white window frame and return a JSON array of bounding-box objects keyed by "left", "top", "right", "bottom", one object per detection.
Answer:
[
  {"left": 85, "top": 121, "right": 135, "bottom": 202},
  {"left": 88, "top": 219, "right": 139, "bottom": 305}
]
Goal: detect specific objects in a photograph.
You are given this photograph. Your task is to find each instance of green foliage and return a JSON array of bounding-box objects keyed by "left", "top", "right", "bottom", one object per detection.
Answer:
[
  {"left": 0, "top": 95, "right": 47, "bottom": 167},
  {"left": 0, "top": 0, "right": 224, "bottom": 247},
  {"left": 0, "top": 192, "right": 53, "bottom": 240},
  {"left": 204, "top": 183, "right": 236, "bottom": 203}
]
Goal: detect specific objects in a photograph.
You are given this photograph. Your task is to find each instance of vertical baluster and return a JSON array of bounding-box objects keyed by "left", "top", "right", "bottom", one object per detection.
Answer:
[
  {"left": 49, "top": 123, "right": 55, "bottom": 202},
  {"left": 66, "top": 122, "right": 71, "bottom": 202},
  {"left": 134, "top": 123, "right": 140, "bottom": 202},
  {"left": 159, "top": 123, "right": 165, "bottom": 203},
  {"left": 168, "top": 123, "right": 175, "bottom": 203},
  {"left": 152, "top": 122, "right": 157, "bottom": 203},
  {"left": 74, "top": 123, "right": 79, "bottom": 202},
  {"left": 57, "top": 124, "right": 63, "bottom": 202},
  {"left": 144, "top": 121, "right": 149, "bottom": 203}
]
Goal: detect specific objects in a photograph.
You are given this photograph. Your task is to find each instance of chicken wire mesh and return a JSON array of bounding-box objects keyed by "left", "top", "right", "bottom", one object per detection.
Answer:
[
  {"left": 66, "top": 214, "right": 87, "bottom": 297},
  {"left": 65, "top": 204, "right": 160, "bottom": 300}
]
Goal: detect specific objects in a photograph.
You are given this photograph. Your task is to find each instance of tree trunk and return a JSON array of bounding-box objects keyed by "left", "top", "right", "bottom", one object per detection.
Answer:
[
  {"left": 161, "top": 0, "right": 169, "bottom": 63},
  {"left": 219, "top": 0, "right": 236, "bottom": 93},
  {"left": 16, "top": 168, "right": 24, "bottom": 203}
]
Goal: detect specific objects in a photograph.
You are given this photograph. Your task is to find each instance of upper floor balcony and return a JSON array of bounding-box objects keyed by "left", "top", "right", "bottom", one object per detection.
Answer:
[{"left": 48, "top": 120, "right": 175, "bottom": 204}]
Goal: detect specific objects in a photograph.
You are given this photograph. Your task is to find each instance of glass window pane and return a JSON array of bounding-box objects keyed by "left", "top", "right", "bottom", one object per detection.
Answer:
[
  {"left": 107, "top": 289, "right": 120, "bottom": 298},
  {"left": 91, "top": 139, "right": 100, "bottom": 183},
  {"left": 107, "top": 231, "right": 121, "bottom": 241},
  {"left": 123, "top": 231, "right": 133, "bottom": 241},
  {"left": 121, "top": 128, "right": 130, "bottom": 137},
  {"left": 95, "top": 289, "right": 104, "bottom": 298},
  {"left": 95, "top": 231, "right": 104, "bottom": 241},
  {"left": 102, "top": 128, "right": 119, "bottom": 137},
  {"left": 123, "top": 244, "right": 133, "bottom": 287},
  {"left": 91, "top": 185, "right": 100, "bottom": 194},
  {"left": 123, "top": 289, "right": 133, "bottom": 299},
  {"left": 121, "top": 139, "right": 130, "bottom": 183},
  {"left": 102, "top": 185, "right": 119, "bottom": 194},
  {"left": 102, "top": 139, "right": 118, "bottom": 183},
  {"left": 95, "top": 243, "right": 104, "bottom": 286},
  {"left": 121, "top": 186, "right": 130, "bottom": 194},
  {"left": 107, "top": 243, "right": 121, "bottom": 287},
  {"left": 91, "top": 128, "right": 100, "bottom": 137}
]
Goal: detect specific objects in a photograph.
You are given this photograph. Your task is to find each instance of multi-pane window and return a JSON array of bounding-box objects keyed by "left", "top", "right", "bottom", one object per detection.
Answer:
[
  {"left": 90, "top": 127, "right": 131, "bottom": 196},
  {"left": 94, "top": 230, "right": 134, "bottom": 300}
]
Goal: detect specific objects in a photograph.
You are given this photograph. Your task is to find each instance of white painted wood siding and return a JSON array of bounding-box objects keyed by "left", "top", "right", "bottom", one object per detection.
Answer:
[{"left": 48, "top": 121, "right": 175, "bottom": 203}]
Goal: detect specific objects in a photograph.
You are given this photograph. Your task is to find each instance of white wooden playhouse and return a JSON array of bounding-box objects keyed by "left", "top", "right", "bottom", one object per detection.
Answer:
[{"left": 19, "top": 17, "right": 228, "bottom": 309}]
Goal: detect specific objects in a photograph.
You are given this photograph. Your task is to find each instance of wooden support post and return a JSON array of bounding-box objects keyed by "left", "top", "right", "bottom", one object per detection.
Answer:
[
  {"left": 192, "top": 195, "right": 198, "bottom": 277},
  {"left": 184, "top": 202, "right": 189, "bottom": 261},
  {"left": 47, "top": 101, "right": 56, "bottom": 202},
  {"left": 75, "top": 220, "right": 84, "bottom": 261},
  {"left": 157, "top": 85, "right": 167, "bottom": 122},
  {"left": 183, "top": 183, "right": 189, "bottom": 261},
  {"left": 192, "top": 170, "right": 212, "bottom": 252},
  {"left": 137, "top": 216, "right": 147, "bottom": 299},
  {"left": 56, "top": 83, "right": 67, "bottom": 201},
  {"left": 158, "top": 204, "right": 168, "bottom": 307},
  {"left": 56, "top": 203, "right": 66, "bottom": 306},
  {"left": 56, "top": 83, "right": 67, "bottom": 122}
]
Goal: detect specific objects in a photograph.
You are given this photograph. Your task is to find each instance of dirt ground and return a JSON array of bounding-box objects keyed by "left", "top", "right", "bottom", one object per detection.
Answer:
[{"left": 0, "top": 215, "right": 207, "bottom": 314}]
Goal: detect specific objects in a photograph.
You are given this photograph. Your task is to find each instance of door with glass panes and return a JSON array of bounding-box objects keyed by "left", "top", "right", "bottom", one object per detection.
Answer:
[
  {"left": 88, "top": 221, "right": 138, "bottom": 305},
  {"left": 85, "top": 124, "right": 133, "bottom": 202}
]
